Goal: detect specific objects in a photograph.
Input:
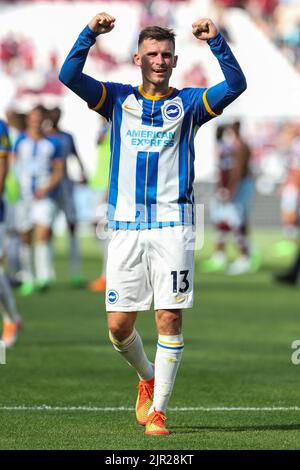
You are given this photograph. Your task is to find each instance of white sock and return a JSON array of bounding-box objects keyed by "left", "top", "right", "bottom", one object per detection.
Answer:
[
  {"left": 20, "top": 243, "right": 34, "bottom": 283},
  {"left": 149, "top": 334, "right": 184, "bottom": 415},
  {"left": 35, "top": 242, "right": 52, "bottom": 283},
  {"left": 109, "top": 329, "right": 154, "bottom": 381},
  {"left": 0, "top": 267, "right": 18, "bottom": 322},
  {"left": 70, "top": 231, "right": 81, "bottom": 277}
]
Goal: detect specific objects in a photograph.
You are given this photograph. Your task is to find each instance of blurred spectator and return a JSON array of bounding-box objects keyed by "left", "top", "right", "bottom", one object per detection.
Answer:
[
  {"left": 4, "top": 110, "right": 26, "bottom": 287},
  {"left": 45, "top": 106, "right": 87, "bottom": 287},
  {"left": 90, "top": 40, "right": 118, "bottom": 71},
  {"left": 213, "top": 0, "right": 248, "bottom": 8},
  {"left": 13, "top": 105, "right": 64, "bottom": 296},
  {"left": 142, "top": 0, "right": 176, "bottom": 28},
  {"left": 0, "top": 34, "right": 34, "bottom": 73},
  {"left": 203, "top": 121, "right": 259, "bottom": 275},
  {"left": 279, "top": 122, "right": 300, "bottom": 240},
  {"left": 247, "top": 0, "right": 278, "bottom": 22},
  {"left": 42, "top": 51, "right": 63, "bottom": 95},
  {"left": 0, "top": 35, "right": 19, "bottom": 64},
  {"left": 275, "top": 244, "right": 300, "bottom": 285},
  {"left": 182, "top": 64, "right": 208, "bottom": 88},
  {"left": 274, "top": 120, "right": 300, "bottom": 285},
  {"left": 0, "top": 32, "right": 63, "bottom": 96}
]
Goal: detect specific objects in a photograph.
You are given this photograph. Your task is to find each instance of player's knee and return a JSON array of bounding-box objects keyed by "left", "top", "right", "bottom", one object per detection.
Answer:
[
  {"left": 108, "top": 322, "right": 133, "bottom": 342},
  {"left": 107, "top": 312, "right": 137, "bottom": 341},
  {"left": 156, "top": 309, "right": 181, "bottom": 335}
]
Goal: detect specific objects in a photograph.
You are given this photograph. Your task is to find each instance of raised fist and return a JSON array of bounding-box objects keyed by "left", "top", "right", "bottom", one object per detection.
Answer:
[
  {"left": 89, "top": 12, "right": 116, "bottom": 35},
  {"left": 192, "top": 18, "right": 218, "bottom": 41}
]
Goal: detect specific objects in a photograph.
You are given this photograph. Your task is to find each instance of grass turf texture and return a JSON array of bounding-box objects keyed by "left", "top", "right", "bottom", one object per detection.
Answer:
[{"left": 0, "top": 229, "right": 300, "bottom": 450}]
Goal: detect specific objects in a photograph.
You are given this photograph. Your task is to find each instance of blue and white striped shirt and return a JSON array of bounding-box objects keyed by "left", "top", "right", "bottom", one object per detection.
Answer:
[
  {"left": 60, "top": 26, "right": 247, "bottom": 229},
  {"left": 14, "top": 133, "right": 61, "bottom": 199}
]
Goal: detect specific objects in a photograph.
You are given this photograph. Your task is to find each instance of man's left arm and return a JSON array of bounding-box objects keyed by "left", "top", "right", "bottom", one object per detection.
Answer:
[{"left": 192, "top": 18, "right": 247, "bottom": 116}]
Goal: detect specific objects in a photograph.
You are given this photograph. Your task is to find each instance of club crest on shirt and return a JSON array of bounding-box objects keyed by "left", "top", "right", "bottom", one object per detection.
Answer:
[
  {"left": 162, "top": 102, "right": 183, "bottom": 121},
  {"left": 107, "top": 290, "right": 119, "bottom": 304}
]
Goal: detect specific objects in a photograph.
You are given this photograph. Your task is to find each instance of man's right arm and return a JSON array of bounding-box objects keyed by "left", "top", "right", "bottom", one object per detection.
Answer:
[{"left": 59, "top": 13, "right": 115, "bottom": 108}]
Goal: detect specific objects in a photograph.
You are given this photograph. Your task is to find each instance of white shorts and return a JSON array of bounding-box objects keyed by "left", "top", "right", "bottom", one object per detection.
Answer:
[
  {"left": 15, "top": 198, "right": 58, "bottom": 232},
  {"left": 106, "top": 225, "right": 195, "bottom": 312}
]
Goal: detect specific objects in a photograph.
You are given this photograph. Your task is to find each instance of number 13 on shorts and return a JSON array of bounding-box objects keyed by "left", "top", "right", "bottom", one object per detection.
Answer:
[{"left": 171, "top": 270, "right": 190, "bottom": 293}]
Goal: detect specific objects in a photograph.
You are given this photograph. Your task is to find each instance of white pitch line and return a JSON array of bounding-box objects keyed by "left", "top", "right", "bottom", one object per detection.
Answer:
[{"left": 0, "top": 405, "right": 300, "bottom": 412}]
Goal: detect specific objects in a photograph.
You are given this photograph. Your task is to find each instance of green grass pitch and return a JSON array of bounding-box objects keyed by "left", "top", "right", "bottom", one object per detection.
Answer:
[{"left": 0, "top": 229, "right": 300, "bottom": 450}]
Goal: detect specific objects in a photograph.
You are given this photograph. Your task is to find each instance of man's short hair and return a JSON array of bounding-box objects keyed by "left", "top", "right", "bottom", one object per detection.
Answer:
[
  {"left": 30, "top": 104, "right": 47, "bottom": 116},
  {"left": 138, "top": 26, "right": 176, "bottom": 50}
]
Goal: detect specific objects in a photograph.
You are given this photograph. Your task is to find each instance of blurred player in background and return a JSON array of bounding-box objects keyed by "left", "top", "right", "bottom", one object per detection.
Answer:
[
  {"left": 46, "top": 107, "right": 87, "bottom": 287},
  {"left": 4, "top": 110, "right": 26, "bottom": 287},
  {"left": 60, "top": 12, "right": 246, "bottom": 435},
  {"left": 203, "top": 121, "right": 258, "bottom": 275},
  {"left": 0, "top": 118, "right": 21, "bottom": 347},
  {"left": 275, "top": 123, "right": 300, "bottom": 285},
  {"left": 88, "top": 117, "right": 110, "bottom": 293},
  {"left": 273, "top": 122, "right": 300, "bottom": 257},
  {"left": 13, "top": 105, "right": 63, "bottom": 295},
  {"left": 275, "top": 244, "right": 300, "bottom": 286}
]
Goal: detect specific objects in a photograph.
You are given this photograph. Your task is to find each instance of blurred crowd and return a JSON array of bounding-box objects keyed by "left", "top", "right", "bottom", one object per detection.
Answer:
[
  {"left": 1, "top": 0, "right": 299, "bottom": 91},
  {"left": 0, "top": 33, "right": 63, "bottom": 97},
  {"left": 214, "top": 0, "right": 300, "bottom": 73}
]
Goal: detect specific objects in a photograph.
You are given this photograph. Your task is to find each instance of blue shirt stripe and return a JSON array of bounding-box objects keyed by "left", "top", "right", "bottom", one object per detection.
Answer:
[
  {"left": 108, "top": 106, "right": 122, "bottom": 221},
  {"left": 146, "top": 152, "right": 159, "bottom": 223}
]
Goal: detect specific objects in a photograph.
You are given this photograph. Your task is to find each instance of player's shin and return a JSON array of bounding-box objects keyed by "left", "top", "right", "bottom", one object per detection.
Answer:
[
  {"left": 149, "top": 334, "right": 184, "bottom": 415},
  {"left": 109, "top": 329, "right": 154, "bottom": 380}
]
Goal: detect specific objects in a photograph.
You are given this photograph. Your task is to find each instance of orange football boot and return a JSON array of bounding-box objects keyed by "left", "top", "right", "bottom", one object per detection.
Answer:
[
  {"left": 136, "top": 377, "right": 154, "bottom": 426},
  {"left": 1, "top": 316, "right": 22, "bottom": 348},
  {"left": 88, "top": 275, "right": 106, "bottom": 292},
  {"left": 145, "top": 409, "right": 170, "bottom": 435}
]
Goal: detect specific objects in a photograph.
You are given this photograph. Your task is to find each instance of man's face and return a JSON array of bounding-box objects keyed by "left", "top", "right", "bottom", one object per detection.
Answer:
[
  {"left": 27, "top": 109, "right": 44, "bottom": 131},
  {"left": 134, "top": 39, "right": 178, "bottom": 88}
]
